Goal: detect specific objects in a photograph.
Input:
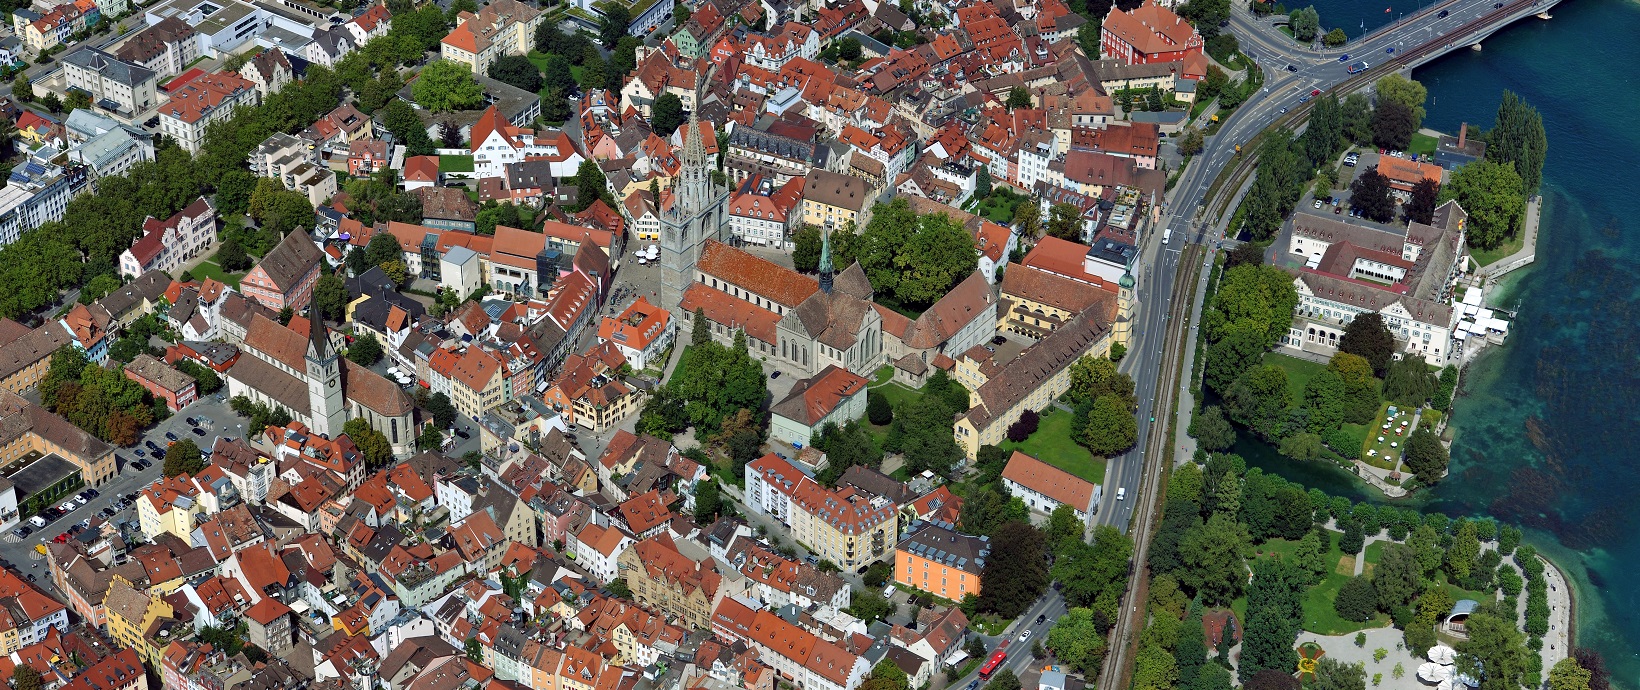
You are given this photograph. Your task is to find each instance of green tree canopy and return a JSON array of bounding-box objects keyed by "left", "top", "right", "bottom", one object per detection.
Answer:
[
  {"left": 344, "top": 418, "right": 394, "bottom": 468},
  {"left": 1372, "top": 99, "right": 1416, "bottom": 151},
  {"left": 652, "top": 93, "right": 687, "bottom": 137},
  {"left": 163, "top": 438, "right": 205, "bottom": 477},
  {"left": 977, "top": 521, "right": 1048, "bottom": 618},
  {"left": 1485, "top": 91, "right": 1547, "bottom": 195},
  {"left": 1374, "top": 74, "right": 1428, "bottom": 131},
  {"left": 348, "top": 333, "right": 384, "bottom": 365},
  {"left": 487, "top": 54, "right": 542, "bottom": 92},
  {"left": 1046, "top": 607, "right": 1107, "bottom": 674},
  {"left": 1440, "top": 159, "right": 1526, "bottom": 251},
  {"left": 1338, "top": 313, "right": 1395, "bottom": 376},
  {"left": 413, "top": 60, "right": 485, "bottom": 111},
  {"left": 792, "top": 225, "right": 823, "bottom": 272},
  {"left": 1081, "top": 394, "right": 1138, "bottom": 456}
]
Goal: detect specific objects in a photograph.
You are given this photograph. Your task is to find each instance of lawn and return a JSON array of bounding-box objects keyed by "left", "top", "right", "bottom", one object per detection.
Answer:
[
  {"left": 871, "top": 382, "right": 922, "bottom": 410},
  {"left": 1244, "top": 530, "right": 1389, "bottom": 634},
  {"left": 869, "top": 365, "right": 894, "bottom": 386},
  {"left": 1304, "top": 573, "right": 1391, "bottom": 635},
  {"left": 1468, "top": 231, "right": 1525, "bottom": 267},
  {"left": 439, "top": 155, "right": 474, "bottom": 172},
  {"left": 189, "top": 260, "right": 242, "bottom": 288},
  {"left": 1363, "top": 539, "right": 1386, "bottom": 576},
  {"left": 1361, "top": 403, "right": 1416, "bottom": 470},
  {"left": 1409, "top": 132, "right": 1439, "bottom": 157},
  {"left": 974, "top": 188, "right": 1027, "bottom": 224},
  {"left": 998, "top": 409, "right": 1105, "bottom": 484},
  {"left": 1262, "top": 352, "right": 1328, "bottom": 407}
]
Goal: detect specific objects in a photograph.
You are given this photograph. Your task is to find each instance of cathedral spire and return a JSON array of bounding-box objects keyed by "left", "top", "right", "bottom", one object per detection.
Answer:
[
  {"left": 675, "top": 110, "right": 712, "bottom": 216},
  {"left": 818, "top": 225, "right": 834, "bottom": 295}
]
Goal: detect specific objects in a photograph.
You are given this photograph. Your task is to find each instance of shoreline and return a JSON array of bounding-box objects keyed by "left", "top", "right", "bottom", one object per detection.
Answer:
[{"left": 1535, "top": 547, "right": 1576, "bottom": 669}]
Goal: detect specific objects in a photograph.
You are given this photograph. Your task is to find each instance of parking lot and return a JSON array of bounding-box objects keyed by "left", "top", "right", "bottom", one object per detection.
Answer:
[{"left": 0, "top": 394, "right": 253, "bottom": 593}]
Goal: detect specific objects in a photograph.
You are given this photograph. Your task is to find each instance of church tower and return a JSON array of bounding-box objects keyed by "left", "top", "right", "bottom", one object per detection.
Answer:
[
  {"left": 659, "top": 111, "right": 731, "bottom": 324},
  {"left": 305, "top": 297, "right": 347, "bottom": 438},
  {"left": 1114, "top": 270, "right": 1135, "bottom": 350}
]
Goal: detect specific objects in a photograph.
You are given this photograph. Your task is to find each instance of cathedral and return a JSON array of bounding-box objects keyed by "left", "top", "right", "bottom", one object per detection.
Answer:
[{"left": 659, "top": 112, "right": 733, "bottom": 326}]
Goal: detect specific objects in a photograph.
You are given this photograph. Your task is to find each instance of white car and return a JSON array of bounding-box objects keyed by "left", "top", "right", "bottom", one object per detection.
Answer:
[
  {"left": 1117, "top": 487, "right": 1127, "bottom": 501},
  {"left": 1314, "top": 199, "right": 1323, "bottom": 208},
  {"left": 1019, "top": 630, "right": 1032, "bottom": 642}
]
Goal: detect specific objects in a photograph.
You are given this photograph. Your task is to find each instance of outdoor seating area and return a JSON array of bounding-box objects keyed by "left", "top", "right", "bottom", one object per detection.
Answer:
[{"left": 1362, "top": 405, "right": 1414, "bottom": 467}]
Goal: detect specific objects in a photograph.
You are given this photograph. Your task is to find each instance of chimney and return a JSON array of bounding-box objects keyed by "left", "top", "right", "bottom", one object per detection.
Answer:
[{"left": 1458, "top": 123, "right": 1467, "bottom": 148}]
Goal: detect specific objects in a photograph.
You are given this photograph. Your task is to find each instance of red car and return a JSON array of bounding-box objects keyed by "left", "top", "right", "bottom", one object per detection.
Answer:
[{"left": 1311, "top": 89, "right": 1321, "bottom": 97}]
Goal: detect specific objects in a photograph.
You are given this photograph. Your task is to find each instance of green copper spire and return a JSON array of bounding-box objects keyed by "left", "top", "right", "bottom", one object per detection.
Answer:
[{"left": 818, "top": 226, "right": 835, "bottom": 294}]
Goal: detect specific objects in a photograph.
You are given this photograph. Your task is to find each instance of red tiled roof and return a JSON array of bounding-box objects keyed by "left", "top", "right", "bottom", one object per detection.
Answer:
[
  {"left": 1001, "top": 451, "right": 1096, "bottom": 509},
  {"left": 695, "top": 240, "right": 817, "bottom": 309}
]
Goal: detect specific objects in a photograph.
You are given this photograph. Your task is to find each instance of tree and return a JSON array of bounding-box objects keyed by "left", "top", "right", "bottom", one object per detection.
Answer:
[
  {"left": 1382, "top": 356, "right": 1437, "bottom": 407},
  {"left": 13, "top": 665, "right": 43, "bottom": 690},
  {"left": 599, "top": 4, "right": 631, "bottom": 47},
  {"left": 861, "top": 658, "right": 909, "bottom": 690},
  {"left": 1077, "top": 21, "right": 1100, "bottom": 60},
  {"left": 838, "top": 37, "right": 863, "bottom": 61},
  {"left": 1402, "top": 427, "right": 1448, "bottom": 482},
  {"left": 1013, "top": 201, "right": 1041, "bottom": 238},
  {"left": 975, "top": 166, "right": 992, "bottom": 197},
  {"left": 1047, "top": 608, "right": 1107, "bottom": 674},
  {"left": 63, "top": 90, "right": 91, "bottom": 112},
  {"left": 1338, "top": 313, "right": 1394, "bottom": 376},
  {"left": 1288, "top": 6, "right": 1319, "bottom": 41},
  {"left": 866, "top": 392, "right": 893, "bottom": 425},
  {"left": 1239, "top": 558, "right": 1305, "bottom": 680},
  {"left": 1548, "top": 658, "right": 1593, "bottom": 690},
  {"left": 41, "top": 92, "right": 62, "bottom": 114},
  {"left": 487, "top": 54, "right": 542, "bottom": 92},
  {"left": 415, "top": 423, "right": 445, "bottom": 451},
  {"left": 425, "top": 392, "right": 458, "bottom": 429},
  {"left": 1485, "top": 91, "right": 1547, "bottom": 195},
  {"left": 1046, "top": 202, "right": 1083, "bottom": 241},
  {"left": 1334, "top": 576, "right": 1378, "bottom": 622},
  {"left": 1440, "top": 159, "right": 1526, "bottom": 250},
  {"left": 1045, "top": 504, "right": 1085, "bottom": 549},
  {"left": 1181, "top": 0, "right": 1230, "bottom": 36},
  {"left": 651, "top": 93, "right": 686, "bottom": 138},
  {"left": 464, "top": 637, "right": 483, "bottom": 662},
  {"left": 1222, "top": 364, "right": 1289, "bottom": 440},
  {"left": 792, "top": 225, "right": 823, "bottom": 272},
  {"left": 11, "top": 73, "right": 32, "bottom": 102},
  {"left": 1456, "top": 603, "right": 1531, "bottom": 690},
  {"left": 1245, "top": 670, "right": 1300, "bottom": 690},
  {"left": 1446, "top": 520, "right": 1481, "bottom": 580},
  {"left": 978, "top": 671, "right": 1022, "bottom": 690},
  {"left": 1006, "top": 86, "right": 1032, "bottom": 110},
  {"left": 1342, "top": 93, "right": 1374, "bottom": 146},
  {"left": 1081, "top": 394, "right": 1138, "bottom": 456},
  {"left": 1187, "top": 405, "right": 1236, "bottom": 451},
  {"left": 313, "top": 274, "right": 347, "bottom": 322},
  {"left": 163, "top": 438, "right": 205, "bottom": 477},
  {"left": 1324, "top": 27, "right": 1347, "bottom": 46},
  {"left": 977, "top": 521, "right": 1048, "bottom": 618},
  {"left": 1177, "top": 513, "right": 1249, "bottom": 605},
  {"left": 694, "top": 478, "right": 723, "bottom": 523},
  {"left": 1374, "top": 74, "right": 1428, "bottom": 131},
  {"left": 1372, "top": 543, "right": 1424, "bottom": 612},
  {"left": 1177, "top": 127, "right": 1205, "bottom": 156},
  {"left": 1315, "top": 658, "right": 1367, "bottom": 690},
  {"left": 571, "top": 159, "right": 613, "bottom": 211},
  {"left": 1371, "top": 100, "right": 1416, "bottom": 151},
  {"left": 383, "top": 98, "right": 437, "bottom": 156},
  {"left": 690, "top": 308, "right": 709, "bottom": 346},
  {"left": 1349, "top": 169, "right": 1395, "bottom": 223},
  {"left": 847, "top": 589, "right": 897, "bottom": 623},
  {"left": 248, "top": 179, "right": 316, "bottom": 237},
  {"left": 1405, "top": 178, "right": 1440, "bottom": 224},
  {"left": 348, "top": 333, "right": 384, "bottom": 365},
  {"left": 344, "top": 418, "right": 394, "bottom": 468},
  {"left": 413, "top": 60, "right": 485, "bottom": 112}
]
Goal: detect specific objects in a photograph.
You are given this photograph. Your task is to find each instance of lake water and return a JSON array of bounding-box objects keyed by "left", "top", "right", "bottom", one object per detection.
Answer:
[{"left": 1233, "top": 0, "right": 1640, "bottom": 684}]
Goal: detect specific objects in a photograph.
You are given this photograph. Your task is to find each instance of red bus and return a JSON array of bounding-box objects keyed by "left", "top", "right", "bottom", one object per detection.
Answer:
[{"left": 978, "top": 647, "right": 1009, "bottom": 680}]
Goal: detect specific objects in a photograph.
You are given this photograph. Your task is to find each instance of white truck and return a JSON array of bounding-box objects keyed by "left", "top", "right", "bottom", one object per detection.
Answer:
[{"left": 1162, "top": 229, "right": 1173, "bottom": 245}]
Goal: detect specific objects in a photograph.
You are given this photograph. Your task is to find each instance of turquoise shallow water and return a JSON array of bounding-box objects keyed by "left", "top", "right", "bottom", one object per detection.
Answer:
[{"left": 1232, "top": 0, "right": 1640, "bottom": 684}]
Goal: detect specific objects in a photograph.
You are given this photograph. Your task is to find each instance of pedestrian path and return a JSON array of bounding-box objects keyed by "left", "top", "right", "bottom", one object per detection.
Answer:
[{"left": 1478, "top": 195, "right": 1541, "bottom": 279}]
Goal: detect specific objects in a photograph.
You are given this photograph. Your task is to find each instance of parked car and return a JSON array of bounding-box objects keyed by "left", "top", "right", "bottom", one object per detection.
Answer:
[
  {"left": 192, "top": 427, "right": 206, "bottom": 436},
  {"left": 185, "top": 417, "right": 196, "bottom": 426},
  {"left": 164, "top": 431, "right": 178, "bottom": 441},
  {"left": 454, "top": 428, "right": 470, "bottom": 439}
]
